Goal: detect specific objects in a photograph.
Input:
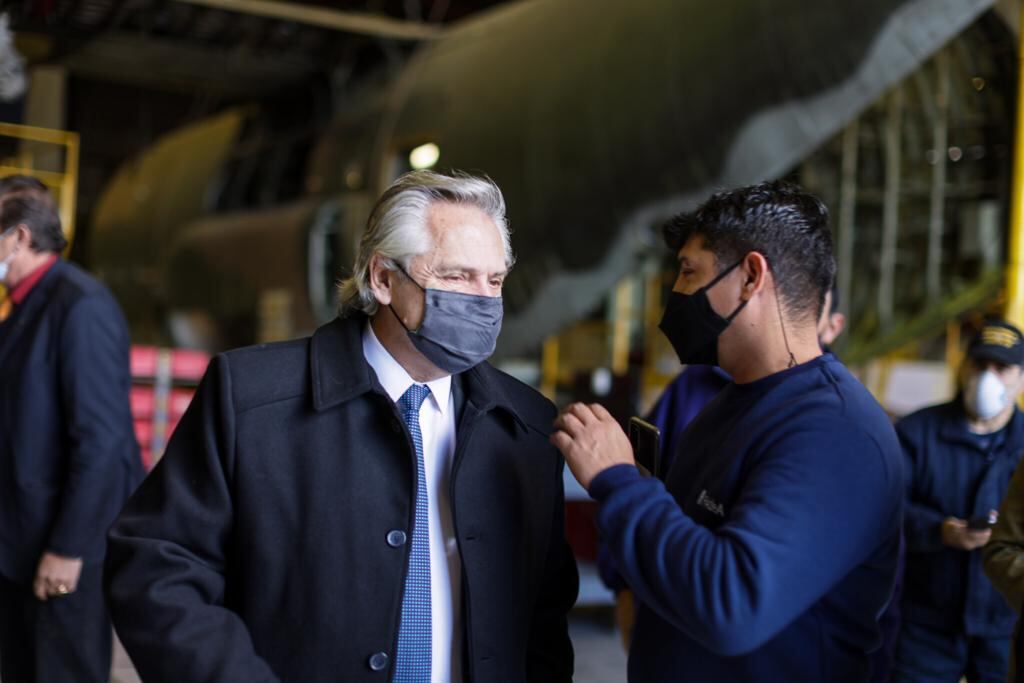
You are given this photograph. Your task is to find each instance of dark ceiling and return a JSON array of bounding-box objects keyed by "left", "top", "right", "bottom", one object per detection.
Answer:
[
  {"left": 0, "top": 0, "right": 512, "bottom": 261},
  {"left": 1, "top": 0, "right": 510, "bottom": 98}
]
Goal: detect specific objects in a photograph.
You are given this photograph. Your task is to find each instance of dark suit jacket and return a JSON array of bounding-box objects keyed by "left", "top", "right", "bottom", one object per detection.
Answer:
[
  {"left": 0, "top": 259, "right": 142, "bottom": 583},
  {"left": 105, "top": 314, "right": 578, "bottom": 683}
]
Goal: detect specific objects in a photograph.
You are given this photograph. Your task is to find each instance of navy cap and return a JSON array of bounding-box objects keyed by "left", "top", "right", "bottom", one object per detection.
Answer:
[{"left": 967, "top": 319, "right": 1024, "bottom": 366}]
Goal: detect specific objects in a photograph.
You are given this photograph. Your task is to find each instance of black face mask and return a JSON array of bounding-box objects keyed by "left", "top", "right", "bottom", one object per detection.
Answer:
[{"left": 658, "top": 259, "right": 747, "bottom": 366}]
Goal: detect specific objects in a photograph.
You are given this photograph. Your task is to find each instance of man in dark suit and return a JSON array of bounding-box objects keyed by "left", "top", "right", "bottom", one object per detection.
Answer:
[
  {"left": 105, "top": 170, "right": 578, "bottom": 682},
  {"left": 0, "top": 175, "right": 142, "bottom": 682}
]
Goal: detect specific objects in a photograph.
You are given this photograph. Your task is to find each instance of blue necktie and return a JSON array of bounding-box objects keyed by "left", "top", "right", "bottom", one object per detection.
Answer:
[{"left": 394, "top": 384, "right": 432, "bottom": 681}]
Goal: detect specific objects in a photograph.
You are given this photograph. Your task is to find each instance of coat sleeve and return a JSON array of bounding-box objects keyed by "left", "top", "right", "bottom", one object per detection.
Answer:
[
  {"left": 898, "top": 420, "right": 947, "bottom": 553},
  {"left": 104, "top": 355, "right": 280, "bottom": 683},
  {"left": 591, "top": 420, "right": 900, "bottom": 656},
  {"left": 47, "top": 293, "right": 136, "bottom": 559},
  {"left": 983, "top": 462, "right": 1024, "bottom": 612},
  {"left": 526, "top": 454, "right": 579, "bottom": 682}
]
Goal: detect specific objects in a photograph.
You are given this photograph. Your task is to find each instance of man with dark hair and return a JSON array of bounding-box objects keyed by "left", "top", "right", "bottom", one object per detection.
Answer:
[
  {"left": 895, "top": 318, "right": 1024, "bottom": 683},
  {"left": 0, "top": 175, "right": 142, "bottom": 682},
  {"left": 552, "top": 181, "right": 903, "bottom": 682},
  {"left": 0, "top": 175, "right": 67, "bottom": 253},
  {"left": 599, "top": 283, "right": 847, "bottom": 644}
]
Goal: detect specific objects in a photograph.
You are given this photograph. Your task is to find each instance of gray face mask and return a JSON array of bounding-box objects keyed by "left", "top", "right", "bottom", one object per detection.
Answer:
[{"left": 389, "top": 264, "right": 504, "bottom": 374}]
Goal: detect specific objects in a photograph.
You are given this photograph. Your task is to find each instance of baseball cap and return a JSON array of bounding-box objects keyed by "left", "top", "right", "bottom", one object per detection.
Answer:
[{"left": 967, "top": 318, "right": 1024, "bottom": 366}]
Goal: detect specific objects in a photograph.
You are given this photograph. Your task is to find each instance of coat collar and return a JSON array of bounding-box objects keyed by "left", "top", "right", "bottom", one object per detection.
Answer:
[
  {"left": 0, "top": 260, "right": 64, "bottom": 367},
  {"left": 9, "top": 253, "right": 58, "bottom": 305},
  {"left": 310, "top": 314, "right": 527, "bottom": 432}
]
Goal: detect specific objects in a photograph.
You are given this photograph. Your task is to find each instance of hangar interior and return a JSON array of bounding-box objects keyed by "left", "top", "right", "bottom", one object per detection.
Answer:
[{"left": 2, "top": 1, "right": 1024, "bottom": 681}]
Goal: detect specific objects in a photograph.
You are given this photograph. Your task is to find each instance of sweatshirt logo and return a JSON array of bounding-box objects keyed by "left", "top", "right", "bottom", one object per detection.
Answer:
[{"left": 696, "top": 489, "right": 726, "bottom": 517}]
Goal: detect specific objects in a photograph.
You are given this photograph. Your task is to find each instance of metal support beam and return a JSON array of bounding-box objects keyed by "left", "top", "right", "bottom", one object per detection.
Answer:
[
  {"left": 879, "top": 86, "right": 903, "bottom": 331},
  {"left": 1006, "top": 0, "right": 1024, "bottom": 327},
  {"left": 837, "top": 121, "right": 858, "bottom": 318},
  {"left": 611, "top": 277, "right": 633, "bottom": 376},
  {"left": 927, "top": 49, "right": 950, "bottom": 302},
  {"left": 172, "top": 0, "right": 443, "bottom": 41}
]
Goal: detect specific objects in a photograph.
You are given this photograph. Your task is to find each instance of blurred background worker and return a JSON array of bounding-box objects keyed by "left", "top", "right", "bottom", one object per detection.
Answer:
[
  {"left": 0, "top": 175, "right": 142, "bottom": 682},
  {"left": 894, "top": 319, "right": 1024, "bottom": 683},
  {"left": 0, "top": 1, "right": 1021, "bottom": 680}
]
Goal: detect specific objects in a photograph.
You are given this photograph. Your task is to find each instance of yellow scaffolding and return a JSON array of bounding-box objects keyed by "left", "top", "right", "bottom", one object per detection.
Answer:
[
  {"left": 0, "top": 121, "right": 78, "bottom": 316},
  {"left": 0, "top": 121, "right": 79, "bottom": 244},
  {"left": 1005, "top": 1, "right": 1024, "bottom": 326}
]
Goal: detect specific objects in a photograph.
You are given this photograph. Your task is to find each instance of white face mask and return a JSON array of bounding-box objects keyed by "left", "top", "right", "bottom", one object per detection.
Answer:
[
  {"left": 965, "top": 370, "right": 1009, "bottom": 420},
  {"left": 0, "top": 228, "right": 15, "bottom": 284}
]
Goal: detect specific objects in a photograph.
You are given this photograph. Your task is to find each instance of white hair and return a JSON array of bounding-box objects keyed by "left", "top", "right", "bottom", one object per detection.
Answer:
[{"left": 337, "top": 169, "right": 514, "bottom": 316}]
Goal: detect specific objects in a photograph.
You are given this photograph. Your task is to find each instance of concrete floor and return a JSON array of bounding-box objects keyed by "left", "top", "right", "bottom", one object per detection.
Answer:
[
  {"left": 110, "top": 637, "right": 139, "bottom": 683},
  {"left": 109, "top": 609, "right": 627, "bottom": 683},
  {"left": 569, "top": 609, "right": 629, "bottom": 683}
]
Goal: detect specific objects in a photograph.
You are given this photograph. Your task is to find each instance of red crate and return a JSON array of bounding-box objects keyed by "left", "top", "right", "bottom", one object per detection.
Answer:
[
  {"left": 130, "top": 346, "right": 158, "bottom": 378},
  {"left": 167, "top": 416, "right": 181, "bottom": 441},
  {"left": 171, "top": 350, "right": 210, "bottom": 382},
  {"left": 139, "top": 446, "right": 153, "bottom": 470},
  {"left": 168, "top": 388, "right": 196, "bottom": 420},
  {"left": 129, "top": 386, "right": 155, "bottom": 419},
  {"left": 129, "top": 345, "right": 209, "bottom": 469},
  {"left": 133, "top": 419, "right": 152, "bottom": 447}
]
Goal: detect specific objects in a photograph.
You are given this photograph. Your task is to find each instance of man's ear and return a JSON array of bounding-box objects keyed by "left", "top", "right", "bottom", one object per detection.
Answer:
[
  {"left": 740, "top": 251, "right": 770, "bottom": 299},
  {"left": 819, "top": 312, "right": 846, "bottom": 347},
  {"left": 830, "top": 311, "right": 846, "bottom": 337},
  {"left": 11, "top": 224, "right": 30, "bottom": 249},
  {"left": 1011, "top": 366, "right": 1024, "bottom": 400},
  {"left": 368, "top": 254, "right": 395, "bottom": 307}
]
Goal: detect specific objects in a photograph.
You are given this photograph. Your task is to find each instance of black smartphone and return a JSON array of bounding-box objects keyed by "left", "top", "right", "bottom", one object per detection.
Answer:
[
  {"left": 629, "top": 417, "right": 661, "bottom": 479},
  {"left": 967, "top": 510, "right": 998, "bottom": 530}
]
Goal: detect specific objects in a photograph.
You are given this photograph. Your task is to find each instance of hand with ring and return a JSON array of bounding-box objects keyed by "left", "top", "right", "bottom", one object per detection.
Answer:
[{"left": 32, "top": 552, "right": 83, "bottom": 601}]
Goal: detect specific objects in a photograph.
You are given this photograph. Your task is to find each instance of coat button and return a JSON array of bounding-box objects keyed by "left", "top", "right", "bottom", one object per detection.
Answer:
[
  {"left": 368, "top": 651, "right": 389, "bottom": 671},
  {"left": 386, "top": 530, "right": 407, "bottom": 547}
]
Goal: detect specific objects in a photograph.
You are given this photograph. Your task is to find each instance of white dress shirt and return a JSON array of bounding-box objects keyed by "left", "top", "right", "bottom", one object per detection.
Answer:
[{"left": 362, "top": 322, "right": 462, "bottom": 683}]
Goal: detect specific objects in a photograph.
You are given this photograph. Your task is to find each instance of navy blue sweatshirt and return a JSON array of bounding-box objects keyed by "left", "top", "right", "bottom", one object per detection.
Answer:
[{"left": 591, "top": 354, "right": 903, "bottom": 682}]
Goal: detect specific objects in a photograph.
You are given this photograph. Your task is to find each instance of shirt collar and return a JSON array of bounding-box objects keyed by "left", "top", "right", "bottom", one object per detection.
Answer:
[
  {"left": 10, "top": 253, "right": 58, "bottom": 305},
  {"left": 362, "top": 321, "right": 452, "bottom": 415}
]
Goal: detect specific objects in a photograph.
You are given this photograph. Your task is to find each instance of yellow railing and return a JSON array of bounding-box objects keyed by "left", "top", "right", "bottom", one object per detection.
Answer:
[
  {"left": 1005, "top": 1, "right": 1024, "bottom": 326},
  {"left": 0, "top": 121, "right": 79, "bottom": 246},
  {"left": 0, "top": 122, "right": 78, "bottom": 315},
  {"left": 538, "top": 272, "right": 676, "bottom": 412},
  {"left": 539, "top": 270, "right": 647, "bottom": 401}
]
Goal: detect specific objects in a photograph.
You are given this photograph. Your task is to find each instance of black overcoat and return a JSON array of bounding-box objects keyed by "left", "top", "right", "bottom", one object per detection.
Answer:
[
  {"left": 105, "top": 314, "right": 578, "bottom": 682},
  {"left": 0, "top": 259, "right": 141, "bottom": 583}
]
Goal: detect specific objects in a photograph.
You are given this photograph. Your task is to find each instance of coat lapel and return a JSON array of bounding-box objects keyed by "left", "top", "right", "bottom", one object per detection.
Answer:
[
  {"left": 308, "top": 314, "right": 529, "bottom": 435},
  {"left": 0, "top": 261, "right": 62, "bottom": 367}
]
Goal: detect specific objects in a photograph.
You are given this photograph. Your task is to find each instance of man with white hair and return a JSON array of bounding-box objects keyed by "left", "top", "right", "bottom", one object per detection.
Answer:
[{"left": 105, "top": 170, "right": 578, "bottom": 682}]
